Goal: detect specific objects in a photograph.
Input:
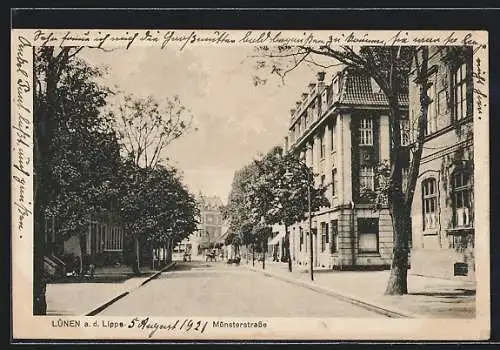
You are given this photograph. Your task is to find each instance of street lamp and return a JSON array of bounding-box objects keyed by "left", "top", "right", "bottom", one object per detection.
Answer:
[{"left": 285, "top": 160, "right": 314, "bottom": 281}]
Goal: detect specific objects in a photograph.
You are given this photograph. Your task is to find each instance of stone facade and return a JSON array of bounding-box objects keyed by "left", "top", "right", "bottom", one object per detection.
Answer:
[
  {"left": 409, "top": 46, "right": 475, "bottom": 280},
  {"left": 283, "top": 68, "right": 408, "bottom": 270}
]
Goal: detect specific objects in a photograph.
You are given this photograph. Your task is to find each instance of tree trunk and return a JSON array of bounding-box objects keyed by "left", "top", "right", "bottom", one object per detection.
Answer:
[
  {"left": 285, "top": 224, "right": 292, "bottom": 272},
  {"left": 132, "top": 236, "right": 141, "bottom": 275},
  {"left": 385, "top": 204, "right": 411, "bottom": 295},
  {"left": 252, "top": 242, "right": 255, "bottom": 266},
  {"left": 262, "top": 241, "right": 265, "bottom": 270},
  {"left": 33, "top": 208, "right": 47, "bottom": 315}
]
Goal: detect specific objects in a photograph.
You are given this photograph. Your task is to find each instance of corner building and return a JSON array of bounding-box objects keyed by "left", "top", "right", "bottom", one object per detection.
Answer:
[{"left": 283, "top": 69, "right": 408, "bottom": 270}]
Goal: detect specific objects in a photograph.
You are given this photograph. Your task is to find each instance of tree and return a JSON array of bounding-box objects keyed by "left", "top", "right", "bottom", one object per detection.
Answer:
[
  {"left": 259, "top": 146, "right": 329, "bottom": 272},
  {"left": 118, "top": 161, "right": 199, "bottom": 273},
  {"left": 252, "top": 45, "right": 432, "bottom": 295},
  {"left": 33, "top": 46, "right": 115, "bottom": 314},
  {"left": 223, "top": 145, "right": 329, "bottom": 271},
  {"left": 108, "top": 93, "right": 195, "bottom": 273},
  {"left": 111, "top": 93, "right": 195, "bottom": 169}
]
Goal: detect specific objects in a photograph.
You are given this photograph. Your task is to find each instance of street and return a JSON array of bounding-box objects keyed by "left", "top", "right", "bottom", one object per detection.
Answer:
[{"left": 98, "top": 261, "right": 385, "bottom": 317}]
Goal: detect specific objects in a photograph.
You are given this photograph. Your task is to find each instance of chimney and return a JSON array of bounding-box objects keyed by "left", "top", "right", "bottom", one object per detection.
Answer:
[{"left": 317, "top": 71, "right": 326, "bottom": 82}]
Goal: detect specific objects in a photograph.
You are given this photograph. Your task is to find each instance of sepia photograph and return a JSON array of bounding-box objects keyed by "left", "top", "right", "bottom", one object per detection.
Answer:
[{"left": 11, "top": 28, "right": 490, "bottom": 340}]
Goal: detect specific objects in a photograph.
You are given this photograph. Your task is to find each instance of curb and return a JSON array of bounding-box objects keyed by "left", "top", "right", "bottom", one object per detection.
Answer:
[
  {"left": 85, "top": 262, "right": 177, "bottom": 316},
  {"left": 246, "top": 265, "right": 423, "bottom": 319}
]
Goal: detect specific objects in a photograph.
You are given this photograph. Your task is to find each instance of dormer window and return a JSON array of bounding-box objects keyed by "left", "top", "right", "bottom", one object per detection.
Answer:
[
  {"left": 332, "top": 76, "right": 340, "bottom": 98},
  {"left": 370, "top": 78, "right": 382, "bottom": 93}
]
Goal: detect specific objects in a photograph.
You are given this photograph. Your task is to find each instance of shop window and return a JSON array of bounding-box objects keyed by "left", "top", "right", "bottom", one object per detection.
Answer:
[
  {"left": 358, "top": 218, "right": 379, "bottom": 253},
  {"left": 422, "top": 178, "right": 438, "bottom": 230}
]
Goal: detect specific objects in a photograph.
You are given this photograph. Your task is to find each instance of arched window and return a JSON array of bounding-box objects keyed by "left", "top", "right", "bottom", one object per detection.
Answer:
[
  {"left": 422, "top": 178, "right": 438, "bottom": 230},
  {"left": 452, "top": 170, "right": 473, "bottom": 227}
]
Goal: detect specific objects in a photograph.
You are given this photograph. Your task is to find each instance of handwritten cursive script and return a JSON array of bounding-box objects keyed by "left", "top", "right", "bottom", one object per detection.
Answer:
[
  {"left": 13, "top": 36, "right": 33, "bottom": 234},
  {"left": 127, "top": 317, "right": 208, "bottom": 338}
]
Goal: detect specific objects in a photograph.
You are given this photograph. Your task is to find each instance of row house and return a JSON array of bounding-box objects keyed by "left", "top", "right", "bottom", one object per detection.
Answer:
[
  {"left": 409, "top": 46, "right": 475, "bottom": 280},
  {"left": 281, "top": 68, "right": 408, "bottom": 270}
]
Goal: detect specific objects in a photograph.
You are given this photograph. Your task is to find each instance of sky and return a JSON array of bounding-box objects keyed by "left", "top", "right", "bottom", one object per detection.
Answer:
[{"left": 81, "top": 46, "right": 330, "bottom": 204}]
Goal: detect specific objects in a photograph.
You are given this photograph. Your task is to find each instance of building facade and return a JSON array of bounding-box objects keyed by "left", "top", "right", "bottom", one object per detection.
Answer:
[
  {"left": 409, "top": 46, "right": 475, "bottom": 280},
  {"left": 282, "top": 68, "right": 408, "bottom": 270},
  {"left": 192, "top": 194, "right": 225, "bottom": 254},
  {"left": 44, "top": 205, "right": 125, "bottom": 277}
]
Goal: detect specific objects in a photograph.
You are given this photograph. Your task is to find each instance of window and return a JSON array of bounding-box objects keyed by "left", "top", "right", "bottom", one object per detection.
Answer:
[
  {"left": 359, "top": 117, "right": 373, "bottom": 145},
  {"left": 422, "top": 178, "right": 438, "bottom": 230},
  {"left": 320, "top": 132, "right": 325, "bottom": 158},
  {"left": 400, "top": 118, "right": 410, "bottom": 146},
  {"left": 332, "top": 168, "right": 337, "bottom": 197},
  {"left": 332, "top": 77, "right": 339, "bottom": 99},
  {"left": 452, "top": 171, "right": 473, "bottom": 227},
  {"left": 426, "top": 80, "right": 437, "bottom": 135},
  {"left": 320, "top": 222, "right": 327, "bottom": 252},
  {"left": 90, "top": 222, "right": 99, "bottom": 253},
  {"left": 325, "top": 222, "right": 329, "bottom": 244},
  {"left": 330, "top": 124, "right": 335, "bottom": 151},
  {"left": 320, "top": 174, "right": 325, "bottom": 188},
  {"left": 358, "top": 218, "right": 379, "bottom": 253},
  {"left": 317, "top": 96, "right": 322, "bottom": 118},
  {"left": 310, "top": 143, "right": 314, "bottom": 165},
  {"left": 370, "top": 78, "right": 382, "bottom": 93},
  {"left": 360, "top": 166, "right": 374, "bottom": 191},
  {"left": 453, "top": 63, "right": 468, "bottom": 120},
  {"left": 105, "top": 226, "right": 124, "bottom": 251},
  {"left": 402, "top": 167, "right": 409, "bottom": 193},
  {"left": 330, "top": 220, "right": 338, "bottom": 253}
]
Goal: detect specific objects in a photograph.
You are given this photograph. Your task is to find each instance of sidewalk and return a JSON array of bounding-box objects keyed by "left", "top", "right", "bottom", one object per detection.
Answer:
[
  {"left": 46, "top": 263, "right": 175, "bottom": 316},
  {"left": 246, "top": 261, "right": 476, "bottom": 318}
]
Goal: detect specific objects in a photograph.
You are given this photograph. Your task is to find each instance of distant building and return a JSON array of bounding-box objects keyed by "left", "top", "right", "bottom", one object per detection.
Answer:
[
  {"left": 280, "top": 68, "right": 408, "bottom": 270},
  {"left": 177, "top": 193, "right": 225, "bottom": 255},
  {"left": 409, "top": 47, "right": 475, "bottom": 280}
]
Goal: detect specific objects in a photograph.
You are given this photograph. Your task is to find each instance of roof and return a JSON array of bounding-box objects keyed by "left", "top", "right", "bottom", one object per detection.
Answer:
[
  {"left": 338, "top": 70, "right": 408, "bottom": 107},
  {"left": 197, "top": 194, "right": 224, "bottom": 211}
]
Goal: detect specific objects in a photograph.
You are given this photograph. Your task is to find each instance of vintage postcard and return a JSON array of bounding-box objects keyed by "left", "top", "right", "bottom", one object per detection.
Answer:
[{"left": 11, "top": 28, "right": 490, "bottom": 341}]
